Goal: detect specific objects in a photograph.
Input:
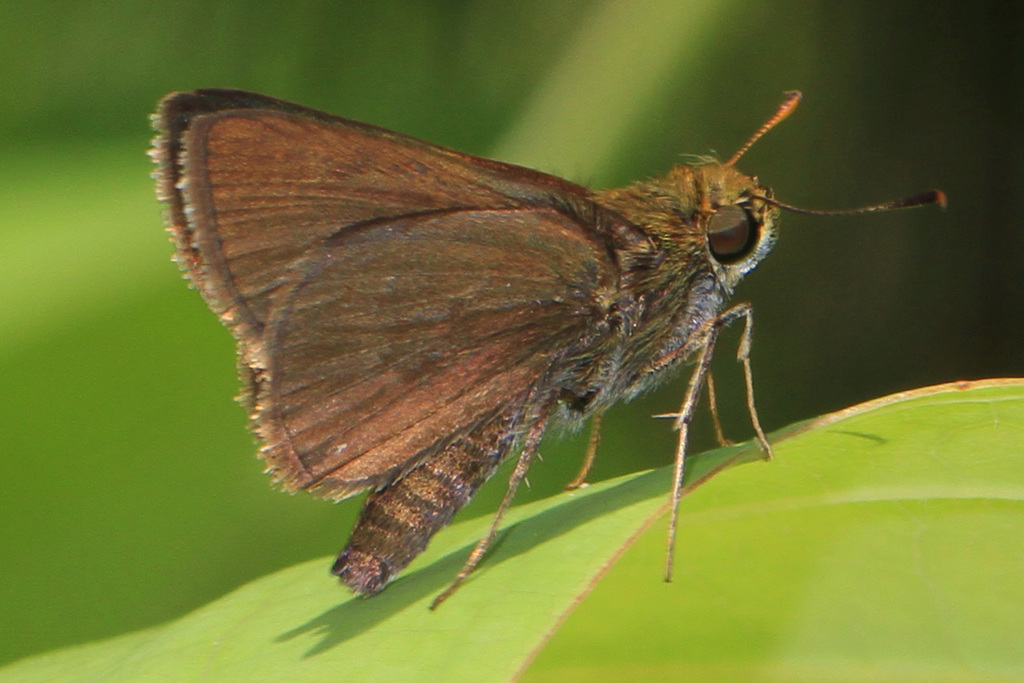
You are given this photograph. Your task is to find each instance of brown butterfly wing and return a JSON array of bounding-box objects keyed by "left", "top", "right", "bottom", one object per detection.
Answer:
[
  {"left": 266, "top": 208, "right": 618, "bottom": 497},
  {"left": 153, "top": 89, "right": 598, "bottom": 336},
  {"left": 152, "top": 90, "right": 624, "bottom": 499}
]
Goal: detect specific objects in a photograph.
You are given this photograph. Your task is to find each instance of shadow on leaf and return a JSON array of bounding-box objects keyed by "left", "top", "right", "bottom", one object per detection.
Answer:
[{"left": 276, "top": 439, "right": 763, "bottom": 657}]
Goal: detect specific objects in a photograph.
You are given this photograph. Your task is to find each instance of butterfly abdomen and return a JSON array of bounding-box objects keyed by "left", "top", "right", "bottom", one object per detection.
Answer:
[{"left": 332, "top": 410, "right": 521, "bottom": 594}]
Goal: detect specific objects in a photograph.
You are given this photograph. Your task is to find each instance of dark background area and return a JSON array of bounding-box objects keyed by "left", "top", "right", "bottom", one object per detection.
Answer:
[{"left": 1, "top": 0, "right": 1021, "bottom": 666}]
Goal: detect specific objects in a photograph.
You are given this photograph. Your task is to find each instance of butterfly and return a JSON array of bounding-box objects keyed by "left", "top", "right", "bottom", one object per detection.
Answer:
[{"left": 151, "top": 89, "right": 941, "bottom": 607}]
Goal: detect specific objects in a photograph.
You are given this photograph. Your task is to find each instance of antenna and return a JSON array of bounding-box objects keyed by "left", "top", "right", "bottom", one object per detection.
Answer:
[
  {"left": 726, "top": 90, "right": 803, "bottom": 167},
  {"left": 765, "top": 189, "right": 948, "bottom": 216}
]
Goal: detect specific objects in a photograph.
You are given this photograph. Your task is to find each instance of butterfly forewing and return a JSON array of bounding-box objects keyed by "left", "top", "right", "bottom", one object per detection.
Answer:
[
  {"left": 153, "top": 90, "right": 622, "bottom": 500},
  {"left": 156, "top": 90, "right": 599, "bottom": 335}
]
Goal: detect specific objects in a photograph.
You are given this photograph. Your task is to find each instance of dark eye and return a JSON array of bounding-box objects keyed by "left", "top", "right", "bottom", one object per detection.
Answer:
[{"left": 707, "top": 205, "right": 757, "bottom": 264}]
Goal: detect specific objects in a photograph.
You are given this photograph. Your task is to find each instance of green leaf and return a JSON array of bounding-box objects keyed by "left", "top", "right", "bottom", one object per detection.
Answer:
[
  {"left": 3, "top": 379, "right": 1022, "bottom": 682},
  {"left": 526, "top": 379, "right": 1024, "bottom": 681}
]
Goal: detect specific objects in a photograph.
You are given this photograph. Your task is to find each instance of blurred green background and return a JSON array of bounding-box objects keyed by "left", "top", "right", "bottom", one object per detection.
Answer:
[{"left": 1, "top": 0, "right": 1021, "bottom": 668}]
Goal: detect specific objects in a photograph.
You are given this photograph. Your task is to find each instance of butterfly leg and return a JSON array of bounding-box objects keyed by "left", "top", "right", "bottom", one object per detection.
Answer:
[
  {"left": 430, "top": 419, "right": 546, "bottom": 609},
  {"left": 705, "top": 372, "right": 734, "bottom": 448},
  {"left": 732, "top": 304, "right": 772, "bottom": 459},
  {"left": 664, "top": 302, "right": 771, "bottom": 582},
  {"left": 564, "top": 411, "right": 604, "bottom": 490},
  {"left": 664, "top": 318, "right": 720, "bottom": 582}
]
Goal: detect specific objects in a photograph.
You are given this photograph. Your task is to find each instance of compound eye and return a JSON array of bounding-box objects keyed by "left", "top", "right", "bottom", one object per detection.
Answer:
[{"left": 707, "top": 205, "right": 757, "bottom": 264}]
